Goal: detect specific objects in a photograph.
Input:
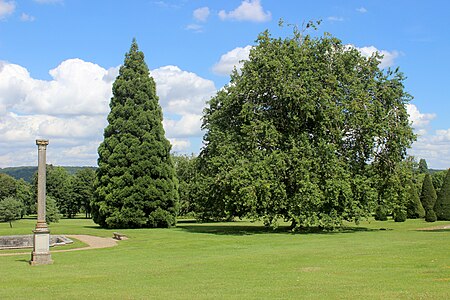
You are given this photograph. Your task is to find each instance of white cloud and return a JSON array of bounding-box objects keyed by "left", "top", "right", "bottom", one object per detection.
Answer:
[
  {"left": 218, "top": 0, "right": 271, "bottom": 22},
  {"left": 20, "top": 13, "right": 35, "bottom": 22},
  {"left": 168, "top": 138, "right": 191, "bottom": 152},
  {"left": 327, "top": 16, "right": 344, "bottom": 22},
  {"left": 0, "top": 59, "right": 113, "bottom": 115},
  {"left": 405, "top": 103, "right": 450, "bottom": 169},
  {"left": 356, "top": 7, "right": 367, "bottom": 13},
  {"left": 212, "top": 45, "right": 252, "bottom": 76},
  {"left": 0, "top": 60, "right": 216, "bottom": 167},
  {"left": 349, "top": 45, "right": 400, "bottom": 69},
  {"left": 193, "top": 7, "right": 210, "bottom": 22},
  {"left": 152, "top": 65, "right": 216, "bottom": 115},
  {"left": 185, "top": 24, "right": 203, "bottom": 33},
  {"left": 409, "top": 129, "right": 450, "bottom": 169},
  {"left": 406, "top": 103, "right": 436, "bottom": 128},
  {"left": 0, "top": 0, "right": 15, "bottom": 19},
  {"left": 163, "top": 113, "right": 202, "bottom": 138}
]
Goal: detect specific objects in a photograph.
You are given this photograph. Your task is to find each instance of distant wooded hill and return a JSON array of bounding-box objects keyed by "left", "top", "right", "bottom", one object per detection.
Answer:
[{"left": 0, "top": 166, "right": 97, "bottom": 183}]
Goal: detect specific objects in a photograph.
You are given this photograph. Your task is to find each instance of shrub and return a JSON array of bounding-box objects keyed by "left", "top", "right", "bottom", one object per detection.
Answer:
[
  {"left": 425, "top": 209, "right": 437, "bottom": 222},
  {"left": 406, "top": 182, "right": 425, "bottom": 218},
  {"left": 393, "top": 207, "right": 407, "bottom": 222},
  {"left": 374, "top": 205, "right": 388, "bottom": 221}
]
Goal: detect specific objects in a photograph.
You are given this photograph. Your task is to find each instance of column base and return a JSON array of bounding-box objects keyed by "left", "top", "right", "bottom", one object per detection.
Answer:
[
  {"left": 30, "top": 229, "right": 53, "bottom": 266},
  {"left": 30, "top": 252, "right": 53, "bottom": 266}
]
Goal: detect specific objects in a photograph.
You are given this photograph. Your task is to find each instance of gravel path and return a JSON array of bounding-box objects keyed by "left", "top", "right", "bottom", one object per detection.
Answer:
[
  {"left": 417, "top": 224, "right": 450, "bottom": 231},
  {"left": 0, "top": 234, "right": 123, "bottom": 256}
]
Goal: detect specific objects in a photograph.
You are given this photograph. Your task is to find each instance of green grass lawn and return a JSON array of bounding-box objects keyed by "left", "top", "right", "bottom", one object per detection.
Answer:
[{"left": 1, "top": 218, "right": 449, "bottom": 299}]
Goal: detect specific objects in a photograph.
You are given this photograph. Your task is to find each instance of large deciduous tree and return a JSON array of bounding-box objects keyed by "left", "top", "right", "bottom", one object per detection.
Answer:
[
  {"left": 0, "top": 174, "right": 17, "bottom": 200},
  {"left": 72, "top": 168, "right": 96, "bottom": 218},
  {"left": 92, "top": 40, "right": 178, "bottom": 229},
  {"left": 196, "top": 27, "right": 415, "bottom": 229},
  {"left": 0, "top": 197, "right": 23, "bottom": 228}
]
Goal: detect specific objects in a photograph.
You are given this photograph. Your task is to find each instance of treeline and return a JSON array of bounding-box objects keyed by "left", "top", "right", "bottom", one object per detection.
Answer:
[
  {"left": 0, "top": 166, "right": 95, "bottom": 183},
  {"left": 175, "top": 155, "right": 450, "bottom": 224},
  {"left": 0, "top": 166, "right": 96, "bottom": 226}
]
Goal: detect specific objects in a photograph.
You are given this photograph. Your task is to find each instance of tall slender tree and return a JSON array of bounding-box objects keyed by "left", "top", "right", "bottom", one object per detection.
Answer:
[
  {"left": 92, "top": 40, "right": 178, "bottom": 228},
  {"left": 420, "top": 173, "right": 437, "bottom": 222},
  {"left": 435, "top": 168, "right": 450, "bottom": 220},
  {"left": 418, "top": 159, "right": 429, "bottom": 174}
]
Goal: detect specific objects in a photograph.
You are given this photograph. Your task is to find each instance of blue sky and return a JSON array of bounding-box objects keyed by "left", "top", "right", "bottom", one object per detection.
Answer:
[{"left": 0, "top": 0, "right": 449, "bottom": 169}]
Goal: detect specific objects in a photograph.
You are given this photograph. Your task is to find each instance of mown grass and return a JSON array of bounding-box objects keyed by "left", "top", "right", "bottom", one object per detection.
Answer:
[{"left": 1, "top": 217, "right": 449, "bottom": 299}]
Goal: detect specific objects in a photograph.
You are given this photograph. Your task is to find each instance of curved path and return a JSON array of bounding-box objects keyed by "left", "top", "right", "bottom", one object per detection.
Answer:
[
  {"left": 417, "top": 224, "right": 450, "bottom": 231},
  {"left": 0, "top": 235, "right": 123, "bottom": 257}
]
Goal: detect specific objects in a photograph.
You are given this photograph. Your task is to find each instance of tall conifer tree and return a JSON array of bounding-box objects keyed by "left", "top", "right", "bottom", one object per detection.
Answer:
[
  {"left": 420, "top": 173, "right": 437, "bottom": 222},
  {"left": 435, "top": 169, "right": 450, "bottom": 220},
  {"left": 92, "top": 40, "right": 178, "bottom": 228}
]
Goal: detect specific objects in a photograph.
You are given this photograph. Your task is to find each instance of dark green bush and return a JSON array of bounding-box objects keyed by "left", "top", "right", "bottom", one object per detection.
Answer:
[{"left": 374, "top": 205, "right": 388, "bottom": 221}]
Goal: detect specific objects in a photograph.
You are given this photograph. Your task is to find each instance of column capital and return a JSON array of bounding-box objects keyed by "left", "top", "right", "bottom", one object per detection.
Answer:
[{"left": 36, "top": 139, "right": 49, "bottom": 147}]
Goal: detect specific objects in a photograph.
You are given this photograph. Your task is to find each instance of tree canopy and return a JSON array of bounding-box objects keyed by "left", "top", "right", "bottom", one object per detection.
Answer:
[
  {"left": 92, "top": 40, "right": 178, "bottom": 229},
  {"left": 195, "top": 27, "right": 415, "bottom": 229},
  {"left": 0, "top": 197, "right": 23, "bottom": 228}
]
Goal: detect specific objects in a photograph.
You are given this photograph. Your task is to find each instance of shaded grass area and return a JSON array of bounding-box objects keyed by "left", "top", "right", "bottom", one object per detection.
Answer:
[{"left": 1, "top": 218, "right": 449, "bottom": 299}]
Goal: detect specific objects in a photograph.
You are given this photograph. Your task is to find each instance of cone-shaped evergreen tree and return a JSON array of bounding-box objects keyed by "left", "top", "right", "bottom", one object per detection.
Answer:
[
  {"left": 418, "top": 159, "right": 429, "bottom": 174},
  {"left": 420, "top": 173, "right": 437, "bottom": 222},
  {"left": 405, "top": 179, "right": 425, "bottom": 218},
  {"left": 435, "top": 168, "right": 450, "bottom": 220},
  {"left": 92, "top": 39, "right": 178, "bottom": 228}
]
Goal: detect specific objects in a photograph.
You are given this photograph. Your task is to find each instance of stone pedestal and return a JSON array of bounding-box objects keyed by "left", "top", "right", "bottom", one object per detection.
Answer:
[
  {"left": 30, "top": 229, "right": 53, "bottom": 266},
  {"left": 30, "top": 139, "right": 53, "bottom": 266}
]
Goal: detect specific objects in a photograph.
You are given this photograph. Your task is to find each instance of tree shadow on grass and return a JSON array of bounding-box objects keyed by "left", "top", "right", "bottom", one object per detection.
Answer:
[
  {"left": 83, "top": 225, "right": 107, "bottom": 230},
  {"left": 176, "top": 223, "right": 376, "bottom": 236}
]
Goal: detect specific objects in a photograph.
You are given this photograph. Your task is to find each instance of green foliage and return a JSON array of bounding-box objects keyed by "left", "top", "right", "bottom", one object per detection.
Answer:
[
  {"left": 431, "top": 170, "right": 446, "bottom": 195},
  {"left": 405, "top": 179, "right": 425, "bottom": 218},
  {"left": 34, "top": 165, "right": 77, "bottom": 218},
  {"left": 424, "top": 209, "right": 437, "bottom": 222},
  {"left": 93, "top": 39, "right": 178, "bottom": 229},
  {"left": 196, "top": 29, "right": 415, "bottom": 229},
  {"left": 374, "top": 205, "right": 388, "bottom": 221},
  {"left": 393, "top": 207, "right": 407, "bottom": 222},
  {"left": 0, "top": 173, "right": 17, "bottom": 200},
  {"left": 0, "top": 196, "right": 23, "bottom": 227},
  {"left": 434, "top": 168, "right": 450, "bottom": 220},
  {"left": 0, "top": 166, "right": 37, "bottom": 182},
  {"left": 15, "top": 179, "right": 34, "bottom": 216},
  {"left": 418, "top": 159, "right": 429, "bottom": 174},
  {"left": 0, "top": 166, "right": 95, "bottom": 183},
  {"left": 172, "top": 154, "right": 197, "bottom": 216},
  {"left": 420, "top": 174, "right": 437, "bottom": 222},
  {"left": 72, "top": 168, "right": 96, "bottom": 218},
  {"left": 46, "top": 195, "right": 61, "bottom": 224}
]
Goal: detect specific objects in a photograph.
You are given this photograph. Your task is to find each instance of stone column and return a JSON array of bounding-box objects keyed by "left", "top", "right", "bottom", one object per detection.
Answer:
[{"left": 30, "top": 139, "right": 53, "bottom": 266}]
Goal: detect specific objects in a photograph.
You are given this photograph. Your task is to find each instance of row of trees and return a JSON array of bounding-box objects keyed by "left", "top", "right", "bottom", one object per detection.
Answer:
[
  {"left": 3, "top": 28, "right": 450, "bottom": 230},
  {"left": 89, "top": 30, "right": 450, "bottom": 229},
  {"left": 0, "top": 166, "right": 96, "bottom": 227},
  {"left": 174, "top": 154, "right": 450, "bottom": 224}
]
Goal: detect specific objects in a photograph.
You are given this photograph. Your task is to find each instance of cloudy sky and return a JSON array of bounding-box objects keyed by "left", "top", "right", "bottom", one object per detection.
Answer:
[{"left": 0, "top": 0, "right": 449, "bottom": 169}]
